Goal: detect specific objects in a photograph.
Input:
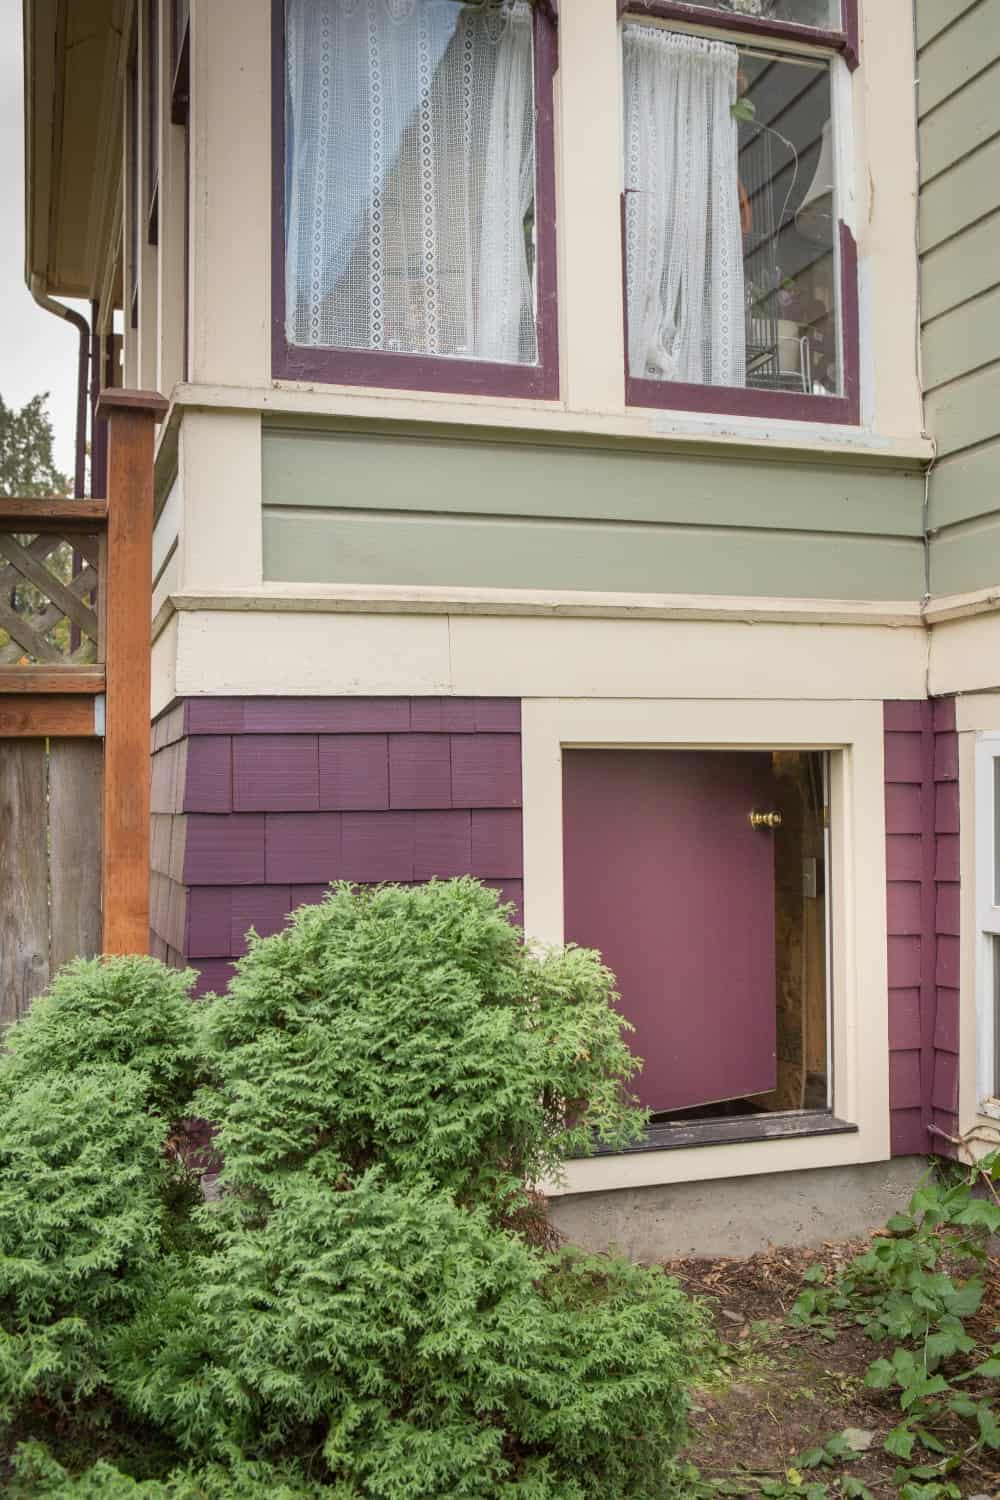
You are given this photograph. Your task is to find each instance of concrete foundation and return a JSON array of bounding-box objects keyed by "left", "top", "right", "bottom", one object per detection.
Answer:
[{"left": 547, "top": 1157, "right": 930, "bottom": 1261}]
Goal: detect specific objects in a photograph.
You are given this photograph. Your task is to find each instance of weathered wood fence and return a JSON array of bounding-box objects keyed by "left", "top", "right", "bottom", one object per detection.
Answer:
[{"left": 0, "top": 391, "right": 165, "bottom": 1026}]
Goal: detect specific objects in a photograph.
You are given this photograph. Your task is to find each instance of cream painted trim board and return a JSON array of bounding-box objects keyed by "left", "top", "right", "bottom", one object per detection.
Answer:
[
  {"left": 522, "top": 698, "right": 889, "bottom": 1195},
  {"left": 155, "top": 607, "right": 929, "bottom": 701},
  {"left": 157, "top": 383, "right": 934, "bottom": 467},
  {"left": 156, "top": 584, "right": 926, "bottom": 629},
  {"left": 923, "top": 586, "right": 1000, "bottom": 625}
]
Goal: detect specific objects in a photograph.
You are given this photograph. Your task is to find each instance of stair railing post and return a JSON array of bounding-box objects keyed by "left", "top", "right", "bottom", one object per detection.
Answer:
[{"left": 95, "top": 390, "right": 168, "bottom": 955}]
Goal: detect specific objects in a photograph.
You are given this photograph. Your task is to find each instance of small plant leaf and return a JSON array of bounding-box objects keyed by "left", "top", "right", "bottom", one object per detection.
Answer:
[{"left": 885, "top": 1424, "right": 916, "bottom": 1459}]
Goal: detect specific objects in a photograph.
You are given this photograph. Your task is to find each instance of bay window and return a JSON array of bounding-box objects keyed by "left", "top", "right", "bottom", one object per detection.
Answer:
[
  {"left": 273, "top": 0, "right": 559, "bottom": 397},
  {"left": 620, "top": 0, "right": 859, "bottom": 422}
]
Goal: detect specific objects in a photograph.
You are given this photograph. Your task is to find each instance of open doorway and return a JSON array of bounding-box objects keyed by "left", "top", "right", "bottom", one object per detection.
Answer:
[{"left": 562, "top": 748, "right": 829, "bottom": 1132}]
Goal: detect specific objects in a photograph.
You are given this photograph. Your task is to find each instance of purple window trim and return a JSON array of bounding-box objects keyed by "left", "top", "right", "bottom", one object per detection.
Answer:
[
  {"left": 617, "top": 0, "right": 859, "bottom": 70},
  {"left": 617, "top": 0, "right": 861, "bottom": 425},
  {"left": 620, "top": 201, "right": 861, "bottom": 426},
  {"left": 270, "top": 0, "right": 560, "bottom": 401}
]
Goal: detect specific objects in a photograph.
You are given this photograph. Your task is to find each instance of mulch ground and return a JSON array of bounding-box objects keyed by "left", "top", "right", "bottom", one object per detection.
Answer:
[{"left": 665, "top": 1242, "right": 1000, "bottom": 1499}]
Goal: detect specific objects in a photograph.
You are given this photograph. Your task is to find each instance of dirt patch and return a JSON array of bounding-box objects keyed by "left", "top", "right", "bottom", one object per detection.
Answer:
[{"left": 666, "top": 1243, "right": 1000, "bottom": 1499}]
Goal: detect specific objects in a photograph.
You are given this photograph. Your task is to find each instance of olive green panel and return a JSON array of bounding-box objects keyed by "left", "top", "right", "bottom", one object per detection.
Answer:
[
  {"left": 917, "top": 4, "right": 1000, "bottom": 116},
  {"left": 925, "top": 363, "right": 1000, "bottom": 458},
  {"left": 262, "top": 507, "right": 925, "bottom": 600},
  {"left": 930, "top": 509, "right": 1000, "bottom": 596},
  {"left": 920, "top": 210, "right": 1000, "bottom": 323},
  {"left": 927, "top": 439, "right": 1000, "bottom": 531},
  {"left": 919, "top": 62, "right": 1000, "bottom": 184},
  {"left": 262, "top": 428, "right": 924, "bottom": 538},
  {"left": 916, "top": 0, "right": 979, "bottom": 51},
  {"left": 919, "top": 137, "right": 1000, "bottom": 254},
  {"left": 922, "top": 287, "right": 1000, "bottom": 391}
]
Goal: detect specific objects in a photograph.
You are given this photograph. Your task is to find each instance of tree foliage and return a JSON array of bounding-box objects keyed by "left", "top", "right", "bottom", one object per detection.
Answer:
[
  {"left": 0, "top": 392, "right": 68, "bottom": 498},
  {"left": 0, "top": 881, "right": 711, "bottom": 1497}
]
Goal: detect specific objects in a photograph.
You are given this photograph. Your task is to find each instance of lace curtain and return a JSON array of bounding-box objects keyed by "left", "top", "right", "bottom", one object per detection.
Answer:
[
  {"left": 623, "top": 25, "right": 745, "bottom": 387},
  {"left": 285, "top": 0, "right": 537, "bottom": 366}
]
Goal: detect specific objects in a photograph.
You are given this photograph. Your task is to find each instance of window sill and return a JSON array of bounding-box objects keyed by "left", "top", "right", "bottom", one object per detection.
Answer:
[
  {"left": 166, "top": 382, "right": 935, "bottom": 469},
  {"left": 591, "top": 1110, "right": 858, "bottom": 1157}
]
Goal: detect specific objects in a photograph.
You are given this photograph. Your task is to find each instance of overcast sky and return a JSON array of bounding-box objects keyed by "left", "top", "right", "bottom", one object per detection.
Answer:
[{"left": 1, "top": 1, "right": 86, "bottom": 479}]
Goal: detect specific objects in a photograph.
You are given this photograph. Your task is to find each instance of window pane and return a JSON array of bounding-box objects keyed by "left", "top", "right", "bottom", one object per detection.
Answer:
[
  {"left": 623, "top": 26, "right": 840, "bottom": 398},
  {"left": 993, "top": 757, "right": 1000, "bottom": 907},
  {"left": 284, "top": 0, "right": 538, "bottom": 366},
  {"left": 657, "top": 1, "right": 843, "bottom": 29}
]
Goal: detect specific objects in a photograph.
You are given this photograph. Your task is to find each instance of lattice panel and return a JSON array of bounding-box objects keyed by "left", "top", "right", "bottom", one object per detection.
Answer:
[{"left": 0, "top": 533, "right": 102, "bottom": 665}]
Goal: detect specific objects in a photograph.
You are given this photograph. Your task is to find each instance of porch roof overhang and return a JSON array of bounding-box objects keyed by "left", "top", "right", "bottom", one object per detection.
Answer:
[{"left": 23, "top": 0, "right": 125, "bottom": 302}]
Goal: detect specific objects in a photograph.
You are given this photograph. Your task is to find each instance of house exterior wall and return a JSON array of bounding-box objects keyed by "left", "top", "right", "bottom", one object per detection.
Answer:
[
  {"left": 55, "top": 0, "right": 999, "bottom": 1210},
  {"left": 919, "top": 0, "right": 1000, "bottom": 596}
]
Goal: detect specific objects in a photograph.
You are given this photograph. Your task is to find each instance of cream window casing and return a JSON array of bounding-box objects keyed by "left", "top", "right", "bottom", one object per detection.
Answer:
[{"left": 519, "top": 697, "right": 890, "bottom": 1195}]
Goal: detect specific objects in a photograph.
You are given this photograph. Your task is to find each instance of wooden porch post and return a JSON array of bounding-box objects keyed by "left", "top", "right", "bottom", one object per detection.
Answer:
[{"left": 96, "top": 390, "right": 168, "bottom": 955}]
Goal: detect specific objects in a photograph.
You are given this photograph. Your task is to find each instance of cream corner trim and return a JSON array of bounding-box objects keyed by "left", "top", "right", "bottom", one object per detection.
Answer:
[{"left": 156, "top": 584, "right": 925, "bottom": 629}]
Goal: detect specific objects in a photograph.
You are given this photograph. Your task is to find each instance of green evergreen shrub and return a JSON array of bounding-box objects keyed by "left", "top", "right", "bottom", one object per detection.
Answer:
[
  {"left": 1, "top": 956, "right": 200, "bottom": 1118},
  {"left": 122, "top": 1171, "right": 705, "bottom": 1497},
  {"left": 0, "top": 957, "right": 202, "bottom": 1426},
  {"left": 0, "top": 1067, "right": 196, "bottom": 1419},
  {"left": 197, "top": 880, "right": 645, "bottom": 1212},
  {"left": 0, "top": 882, "right": 711, "bottom": 1497}
]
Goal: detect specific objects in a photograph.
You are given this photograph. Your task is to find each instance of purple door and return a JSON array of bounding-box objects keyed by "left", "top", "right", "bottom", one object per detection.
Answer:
[{"left": 563, "top": 750, "right": 777, "bottom": 1114}]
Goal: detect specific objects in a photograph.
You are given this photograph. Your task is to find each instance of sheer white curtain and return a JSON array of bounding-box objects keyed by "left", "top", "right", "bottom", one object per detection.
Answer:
[
  {"left": 285, "top": 0, "right": 537, "bottom": 365},
  {"left": 623, "top": 25, "right": 745, "bottom": 387}
]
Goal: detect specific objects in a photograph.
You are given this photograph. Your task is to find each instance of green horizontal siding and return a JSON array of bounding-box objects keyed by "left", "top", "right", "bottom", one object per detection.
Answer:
[
  {"left": 927, "top": 439, "right": 1000, "bottom": 531},
  {"left": 263, "top": 428, "right": 922, "bottom": 538},
  {"left": 924, "top": 360, "right": 1000, "bottom": 460},
  {"left": 261, "top": 426, "right": 925, "bottom": 600},
  {"left": 930, "top": 509, "right": 1000, "bottom": 595},
  {"left": 917, "top": 3, "right": 1000, "bottom": 115},
  {"left": 916, "top": 0, "right": 979, "bottom": 49},
  {"left": 919, "top": 0, "right": 1000, "bottom": 597},
  {"left": 919, "top": 136, "right": 1000, "bottom": 252},
  {"left": 920, "top": 211, "right": 1000, "bottom": 322},
  {"left": 263, "top": 507, "right": 923, "bottom": 600},
  {"left": 919, "top": 60, "right": 1000, "bottom": 184},
  {"left": 922, "top": 287, "right": 1000, "bottom": 392}
]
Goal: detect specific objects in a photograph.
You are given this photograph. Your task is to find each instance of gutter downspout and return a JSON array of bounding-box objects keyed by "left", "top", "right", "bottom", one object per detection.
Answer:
[{"left": 30, "top": 276, "right": 90, "bottom": 498}]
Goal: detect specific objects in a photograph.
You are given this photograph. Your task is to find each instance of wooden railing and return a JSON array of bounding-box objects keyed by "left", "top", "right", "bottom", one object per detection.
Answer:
[{"left": 0, "top": 390, "right": 167, "bottom": 963}]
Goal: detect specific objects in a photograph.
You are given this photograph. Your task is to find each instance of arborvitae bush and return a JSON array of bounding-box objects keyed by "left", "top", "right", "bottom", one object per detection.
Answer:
[
  {"left": 197, "top": 880, "right": 646, "bottom": 1211},
  {"left": 0, "top": 881, "right": 711, "bottom": 1498},
  {"left": 1, "top": 956, "right": 201, "bottom": 1119}
]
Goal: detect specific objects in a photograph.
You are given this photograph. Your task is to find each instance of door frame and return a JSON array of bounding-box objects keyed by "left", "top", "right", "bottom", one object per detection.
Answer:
[{"left": 519, "top": 697, "right": 890, "bottom": 1194}]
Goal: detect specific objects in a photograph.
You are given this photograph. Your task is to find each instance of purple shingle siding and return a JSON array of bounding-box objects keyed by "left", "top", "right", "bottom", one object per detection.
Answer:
[
  {"left": 265, "top": 812, "right": 343, "bottom": 884},
  {"left": 152, "top": 697, "right": 523, "bottom": 996},
  {"left": 451, "top": 734, "right": 522, "bottom": 807},
  {"left": 184, "top": 815, "right": 267, "bottom": 886},
  {"left": 389, "top": 735, "right": 452, "bottom": 809},
  {"left": 234, "top": 735, "right": 320, "bottom": 812},
  {"left": 184, "top": 737, "right": 233, "bottom": 813},
  {"left": 319, "top": 735, "right": 389, "bottom": 810},
  {"left": 413, "top": 809, "right": 472, "bottom": 879},
  {"left": 884, "top": 699, "right": 960, "bottom": 1157}
]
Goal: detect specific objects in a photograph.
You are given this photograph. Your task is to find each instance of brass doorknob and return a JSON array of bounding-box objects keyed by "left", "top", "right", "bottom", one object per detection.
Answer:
[{"left": 749, "top": 810, "right": 783, "bottom": 830}]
